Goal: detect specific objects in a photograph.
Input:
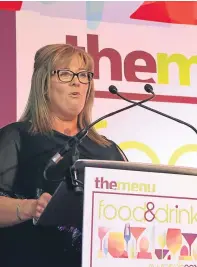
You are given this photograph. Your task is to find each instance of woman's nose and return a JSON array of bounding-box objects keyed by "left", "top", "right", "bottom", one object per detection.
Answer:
[{"left": 70, "top": 75, "right": 80, "bottom": 86}]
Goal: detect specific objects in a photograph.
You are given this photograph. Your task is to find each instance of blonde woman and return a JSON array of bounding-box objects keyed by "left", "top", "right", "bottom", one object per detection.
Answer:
[{"left": 0, "top": 44, "right": 126, "bottom": 267}]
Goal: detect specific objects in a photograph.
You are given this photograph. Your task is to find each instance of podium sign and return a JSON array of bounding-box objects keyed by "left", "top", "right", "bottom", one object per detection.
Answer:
[{"left": 79, "top": 161, "right": 197, "bottom": 267}]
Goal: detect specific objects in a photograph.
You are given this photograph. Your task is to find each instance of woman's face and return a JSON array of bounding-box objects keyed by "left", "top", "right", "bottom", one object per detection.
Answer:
[{"left": 48, "top": 55, "right": 90, "bottom": 120}]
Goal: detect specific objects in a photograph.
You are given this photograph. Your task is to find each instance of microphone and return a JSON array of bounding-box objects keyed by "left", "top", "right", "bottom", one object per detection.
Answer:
[
  {"left": 43, "top": 85, "right": 155, "bottom": 181},
  {"left": 109, "top": 84, "right": 197, "bottom": 135}
]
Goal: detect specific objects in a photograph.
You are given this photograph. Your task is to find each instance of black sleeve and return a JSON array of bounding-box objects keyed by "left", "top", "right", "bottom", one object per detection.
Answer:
[
  {"left": 112, "top": 141, "right": 129, "bottom": 162},
  {"left": 0, "top": 125, "right": 21, "bottom": 197}
]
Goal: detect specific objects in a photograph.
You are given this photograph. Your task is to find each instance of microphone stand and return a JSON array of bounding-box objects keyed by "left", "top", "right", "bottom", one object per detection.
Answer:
[{"left": 70, "top": 145, "right": 84, "bottom": 194}]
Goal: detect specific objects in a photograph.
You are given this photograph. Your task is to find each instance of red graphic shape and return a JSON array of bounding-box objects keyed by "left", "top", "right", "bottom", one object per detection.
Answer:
[
  {"left": 0, "top": 1, "right": 22, "bottom": 11},
  {"left": 180, "top": 245, "right": 189, "bottom": 256},
  {"left": 130, "top": 1, "right": 197, "bottom": 25},
  {"left": 120, "top": 251, "right": 128, "bottom": 258},
  {"left": 155, "top": 249, "right": 169, "bottom": 259}
]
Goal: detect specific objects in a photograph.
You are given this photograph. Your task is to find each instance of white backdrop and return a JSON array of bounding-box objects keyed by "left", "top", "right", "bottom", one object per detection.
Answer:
[{"left": 16, "top": 10, "right": 197, "bottom": 167}]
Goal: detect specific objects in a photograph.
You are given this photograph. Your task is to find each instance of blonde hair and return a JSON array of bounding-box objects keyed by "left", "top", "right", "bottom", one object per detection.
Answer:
[{"left": 19, "top": 44, "right": 111, "bottom": 146}]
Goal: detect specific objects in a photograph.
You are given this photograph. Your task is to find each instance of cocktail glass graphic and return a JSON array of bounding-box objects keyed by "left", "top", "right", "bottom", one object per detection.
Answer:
[
  {"left": 182, "top": 233, "right": 197, "bottom": 257},
  {"left": 166, "top": 228, "right": 182, "bottom": 260},
  {"left": 130, "top": 227, "right": 146, "bottom": 257}
]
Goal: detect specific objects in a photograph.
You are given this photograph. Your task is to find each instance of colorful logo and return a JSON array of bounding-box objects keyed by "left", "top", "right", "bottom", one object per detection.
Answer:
[{"left": 66, "top": 34, "right": 197, "bottom": 86}]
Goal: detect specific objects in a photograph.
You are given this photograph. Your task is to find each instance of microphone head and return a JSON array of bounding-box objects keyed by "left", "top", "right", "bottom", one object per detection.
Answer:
[
  {"left": 144, "top": 84, "right": 154, "bottom": 93},
  {"left": 109, "top": 85, "right": 118, "bottom": 94}
]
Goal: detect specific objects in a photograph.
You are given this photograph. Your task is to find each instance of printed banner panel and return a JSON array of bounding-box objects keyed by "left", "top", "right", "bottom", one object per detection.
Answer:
[{"left": 82, "top": 167, "right": 197, "bottom": 267}]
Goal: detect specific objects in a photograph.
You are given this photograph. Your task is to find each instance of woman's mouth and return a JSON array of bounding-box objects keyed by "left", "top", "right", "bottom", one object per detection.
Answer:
[{"left": 69, "top": 92, "right": 81, "bottom": 97}]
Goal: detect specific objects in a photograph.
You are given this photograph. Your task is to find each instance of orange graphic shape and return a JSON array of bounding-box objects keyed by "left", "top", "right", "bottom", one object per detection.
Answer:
[
  {"left": 108, "top": 232, "right": 124, "bottom": 258},
  {"left": 139, "top": 236, "right": 149, "bottom": 252},
  {"left": 130, "top": 1, "right": 197, "bottom": 25}
]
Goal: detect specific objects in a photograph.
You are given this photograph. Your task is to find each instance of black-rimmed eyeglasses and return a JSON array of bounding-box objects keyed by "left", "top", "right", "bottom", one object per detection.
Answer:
[{"left": 52, "top": 69, "right": 94, "bottom": 84}]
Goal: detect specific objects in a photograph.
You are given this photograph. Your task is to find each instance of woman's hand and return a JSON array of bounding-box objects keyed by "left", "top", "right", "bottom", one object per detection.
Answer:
[
  {"left": 20, "top": 193, "right": 52, "bottom": 221},
  {"left": 34, "top": 193, "right": 52, "bottom": 219}
]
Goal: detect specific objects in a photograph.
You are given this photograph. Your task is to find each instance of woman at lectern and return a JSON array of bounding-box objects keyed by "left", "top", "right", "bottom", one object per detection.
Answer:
[{"left": 0, "top": 44, "right": 126, "bottom": 267}]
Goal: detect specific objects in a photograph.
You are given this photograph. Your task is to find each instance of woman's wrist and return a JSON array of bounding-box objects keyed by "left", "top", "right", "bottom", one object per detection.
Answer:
[{"left": 16, "top": 199, "right": 36, "bottom": 221}]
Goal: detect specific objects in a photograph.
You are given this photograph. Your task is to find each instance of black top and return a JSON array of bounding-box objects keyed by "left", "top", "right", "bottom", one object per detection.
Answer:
[{"left": 0, "top": 121, "right": 125, "bottom": 267}]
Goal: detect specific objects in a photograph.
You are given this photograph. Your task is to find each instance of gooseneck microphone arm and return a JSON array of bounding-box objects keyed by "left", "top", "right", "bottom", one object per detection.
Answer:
[
  {"left": 109, "top": 85, "right": 197, "bottom": 135},
  {"left": 43, "top": 85, "right": 155, "bottom": 184},
  {"left": 84, "top": 87, "right": 154, "bottom": 133}
]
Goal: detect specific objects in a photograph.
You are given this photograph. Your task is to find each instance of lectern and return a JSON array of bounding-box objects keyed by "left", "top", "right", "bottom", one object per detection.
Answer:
[{"left": 36, "top": 160, "right": 197, "bottom": 267}]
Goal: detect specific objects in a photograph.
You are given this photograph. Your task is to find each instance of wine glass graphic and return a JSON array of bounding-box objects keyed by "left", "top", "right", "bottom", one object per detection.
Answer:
[
  {"left": 98, "top": 227, "right": 109, "bottom": 254},
  {"left": 130, "top": 226, "right": 146, "bottom": 257},
  {"left": 124, "top": 223, "right": 131, "bottom": 253},
  {"left": 182, "top": 233, "right": 197, "bottom": 257},
  {"left": 166, "top": 228, "right": 182, "bottom": 260},
  {"left": 157, "top": 231, "right": 166, "bottom": 259}
]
